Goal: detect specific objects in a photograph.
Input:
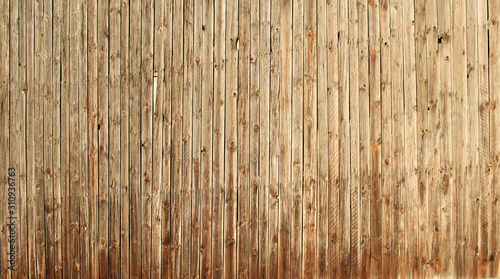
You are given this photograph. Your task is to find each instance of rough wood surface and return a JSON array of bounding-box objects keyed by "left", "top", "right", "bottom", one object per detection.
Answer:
[{"left": 1, "top": 1, "right": 498, "bottom": 278}]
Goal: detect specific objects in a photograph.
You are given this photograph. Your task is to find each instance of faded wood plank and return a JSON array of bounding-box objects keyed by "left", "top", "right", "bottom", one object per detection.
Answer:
[
  {"left": 249, "top": 0, "right": 260, "bottom": 276},
  {"left": 327, "top": 0, "right": 340, "bottom": 277},
  {"left": 489, "top": 1, "right": 500, "bottom": 277},
  {"left": 152, "top": 0, "right": 165, "bottom": 278},
  {"left": 478, "top": 0, "right": 490, "bottom": 277},
  {"left": 291, "top": 0, "right": 303, "bottom": 276},
  {"left": 141, "top": 0, "right": 154, "bottom": 276},
  {"left": 212, "top": 0, "right": 225, "bottom": 275},
  {"left": 237, "top": 0, "right": 251, "bottom": 274},
  {"left": 119, "top": 0, "right": 130, "bottom": 277},
  {"left": 200, "top": 0, "right": 213, "bottom": 277},
  {"left": 368, "top": 0, "right": 382, "bottom": 277},
  {"left": 224, "top": 0, "right": 238, "bottom": 275},
  {"left": 108, "top": 0, "right": 121, "bottom": 276},
  {"left": 258, "top": 0, "right": 271, "bottom": 277},
  {"left": 268, "top": 0, "right": 281, "bottom": 276},
  {"left": 303, "top": 0, "right": 318, "bottom": 276},
  {"left": 129, "top": 0, "right": 142, "bottom": 276}
]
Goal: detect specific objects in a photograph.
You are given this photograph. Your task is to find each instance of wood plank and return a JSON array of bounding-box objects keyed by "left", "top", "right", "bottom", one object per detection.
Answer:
[
  {"left": 141, "top": 0, "right": 154, "bottom": 276},
  {"left": 437, "top": 0, "right": 452, "bottom": 277},
  {"left": 488, "top": 1, "right": 500, "bottom": 277},
  {"left": 268, "top": 0, "right": 281, "bottom": 276},
  {"left": 237, "top": 0, "right": 251, "bottom": 274},
  {"left": 0, "top": 0, "right": 10, "bottom": 276},
  {"left": 97, "top": 0, "right": 110, "bottom": 275},
  {"left": 152, "top": 0, "right": 165, "bottom": 277},
  {"left": 8, "top": 0, "right": 21, "bottom": 277},
  {"left": 119, "top": 0, "right": 130, "bottom": 276},
  {"left": 181, "top": 0, "right": 193, "bottom": 275},
  {"left": 191, "top": 0, "right": 202, "bottom": 276},
  {"left": 402, "top": 0, "right": 418, "bottom": 277},
  {"left": 379, "top": 0, "right": 392, "bottom": 277},
  {"left": 477, "top": 0, "right": 490, "bottom": 277},
  {"left": 258, "top": 0, "right": 271, "bottom": 276},
  {"left": 87, "top": 0, "right": 99, "bottom": 276},
  {"left": 357, "top": 0, "right": 370, "bottom": 276},
  {"left": 348, "top": 0, "right": 360, "bottom": 276},
  {"left": 78, "top": 0, "right": 89, "bottom": 275},
  {"left": 161, "top": 0, "right": 172, "bottom": 277},
  {"left": 200, "top": 0, "right": 213, "bottom": 277},
  {"left": 465, "top": 0, "right": 480, "bottom": 277},
  {"left": 303, "top": 0, "right": 317, "bottom": 276},
  {"left": 224, "top": 0, "right": 238, "bottom": 275},
  {"left": 18, "top": 0, "right": 30, "bottom": 276},
  {"left": 389, "top": 0, "right": 404, "bottom": 277},
  {"left": 249, "top": 0, "right": 260, "bottom": 276},
  {"left": 59, "top": 0, "right": 70, "bottom": 275},
  {"left": 291, "top": 0, "right": 304, "bottom": 276},
  {"left": 129, "top": 0, "right": 142, "bottom": 276},
  {"left": 108, "top": 0, "right": 121, "bottom": 275},
  {"left": 317, "top": 0, "right": 329, "bottom": 275},
  {"left": 170, "top": 0, "right": 184, "bottom": 275},
  {"left": 338, "top": 0, "right": 351, "bottom": 277},
  {"left": 368, "top": 0, "right": 382, "bottom": 277},
  {"left": 212, "top": 0, "right": 225, "bottom": 275}
]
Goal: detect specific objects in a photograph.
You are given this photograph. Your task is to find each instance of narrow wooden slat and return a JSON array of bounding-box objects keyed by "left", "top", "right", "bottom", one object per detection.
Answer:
[
  {"left": 477, "top": 0, "right": 490, "bottom": 277},
  {"left": 402, "top": 0, "right": 418, "bottom": 277},
  {"left": 78, "top": 0, "right": 89, "bottom": 275},
  {"left": 379, "top": 0, "right": 392, "bottom": 277},
  {"left": 249, "top": 0, "right": 260, "bottom": 276},
  {"left": 212, "top": 0, "right": 225, "bottom": 275},
  {"left": 59, "top": 0, "right": 70, "bottom": 276},
  {"left": 389, "top": 0, "right": 404, "bottom": 277},
  {"left": 152, "top": 0, "right": 165, "bottom": 277},
  {"left": 181, "top": 0, "right": 193, "bottom": 275},
  {"left": 258, "top": 0, "right": 271, "bottom": 276},
  {"left": 42, "top": 0, "right": 55, "bottom": 275},
  {"left": 488, "top": 1, "right": 500, "bottom": 277},
  {"left": 161, "top": 0, "right": 172, "bottom": 277},
  {"left": 108, "top": 0, "right": 121, "bottom": 275},
  {"left": 18, "top": 0, "right": 30, "bottom": 276},
  {"left": 87, "top": 0, "right": 99, "bottom": 276},
  {"left": 0, "top": 0, "right": 10, "bottom": 276},
  {"left": 237, "top": 0, "right": 251, "bottom": 274},
  {"left": 291, "top": 0, "right": 304, "bottom": 276},
  {"left": 119, "top": 0, "right": 130, "bottom": 277},
  {"left": 317, "top": 0, "right": 329, "bottom": 275},
  {"left": 327, "top": 0, "right": 340, "bottom": 277},
  {"left": 191, "top": 0, "right": 202, "bottom": 276},
  {"left": 303, "top": 0, "right": 318, "bottom": 276},
  {"left": 268, "top": 0, "right": 281, "bottom": 276},
  {"left": 129, "top": 0, "right": 142, "bottom": 276},
  {"left": 141, "top": 0, "right": 154, "bottom": 276},
  {"left": 97, "top": 0, "right": 110, "bottom": 275},
  {"left": 171, "top": 0, "right": 184, "bottom": 275},
  {"left": 200, "top": 0, "right": 214, "bottom": 276},
  {"left": 357, "top": 0, "right": 370, "bottom": 276},
  {"left": 35, "top": 0, "right": 47, "bottom": 274},
  {"left": 368, "top": 0, "right": 382, "bottom": 277},
  {"left": 224, "top": 0, "right": 238, "bottom": 275},
  {"left": 8, "top": 0, "right": 21, "bottom": 277},
  {"left": 437, "top": 0, "right": 452, "bottom": 276},
  {"left": 452, "top": 0, "right": 467, "bottom": 276},
  {"left": 465, "top": 0, "right": 480, "bottom": 277},
  {"left": 348, "top": 0, "right": 360, "bottom": 276}
]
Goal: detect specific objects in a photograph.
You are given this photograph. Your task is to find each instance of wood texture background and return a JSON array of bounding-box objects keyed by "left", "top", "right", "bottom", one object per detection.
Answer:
[{"left": 1, "top": 0, "right": 500, "bottom": 278}]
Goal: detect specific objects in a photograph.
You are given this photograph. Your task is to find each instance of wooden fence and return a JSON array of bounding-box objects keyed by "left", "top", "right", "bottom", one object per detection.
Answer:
[{"left": 1, "top": 0, "right": 499, "bottom": 278}]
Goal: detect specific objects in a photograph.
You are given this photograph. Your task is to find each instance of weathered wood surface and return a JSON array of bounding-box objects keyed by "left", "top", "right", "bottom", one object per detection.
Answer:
[{"left": 1, "top": 0, "right": 499, "bottom": 278}]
